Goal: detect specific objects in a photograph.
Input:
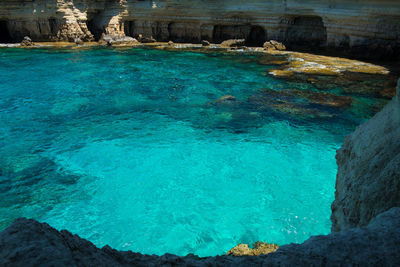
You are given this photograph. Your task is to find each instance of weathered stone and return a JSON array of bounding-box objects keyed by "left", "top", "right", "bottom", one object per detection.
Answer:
[
  {"left": 220, "top": 39, "right": 245, "bottom": 48},
  {"left": 201, "top": 40, "right": 210, "bottom": 46},
  {"left": 248, "top": 88, "right": 352, "bottom": 119},
  {"left": 101, "top": 34, "right": 139, "bottom": 46},
  {"left": 227, "top": 242, "right": 279, "bottom": 256},
  {"left": 74, "top": 37, "right": 83, "bottom": 45},
  {"left": 331, "top": 78, "right": 400, "bottom": 231},
  {"left": 20, "top": 36, "right": 33, "bottom": 46},
  {"left": 263, "top": 40, "right": 286, "bottom": 51}
]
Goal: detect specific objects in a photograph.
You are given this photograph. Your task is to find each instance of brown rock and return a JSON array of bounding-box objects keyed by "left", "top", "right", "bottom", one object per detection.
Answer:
[
  {"left": 263, "top": 40, "right": 286, "bottom": 51},
  {"left": 20, "top": 36, "right": 33, "bottom": 46},
  {"left": 220, "top": 39, "right": 245, "bottom": 48},
  {"left": 227, "top": 242, "right": 279, "bottom": 256}
]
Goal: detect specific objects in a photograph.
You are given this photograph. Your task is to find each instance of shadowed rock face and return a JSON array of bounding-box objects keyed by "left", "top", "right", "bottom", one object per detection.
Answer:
[
  {"left": 0, "top": 0, "right": 400, "bottom": 59},
  {"left": 331, "top": 79, "right": 400, "bottom": 231},
  {"left": 1, "top": 208, "right": 400, "bottom": 266}
]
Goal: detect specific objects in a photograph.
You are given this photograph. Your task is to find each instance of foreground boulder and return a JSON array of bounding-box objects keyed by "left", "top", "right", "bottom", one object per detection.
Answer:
[
  {"left": 1, "top": 208, "right": 400, "bottom": 266},
  {"left": 331, "top": 78, "right": 400, "bottom": 231}
]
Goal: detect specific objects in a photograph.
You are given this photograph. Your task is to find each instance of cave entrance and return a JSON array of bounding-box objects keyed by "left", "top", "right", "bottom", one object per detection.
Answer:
[
  {"left": 0, "top": 21, "right": 12, "bottom": 43},
  {"left": 285, "top": 16, "right": 327, "bottom": 48},
  {"left": 124, "top": 21, "right": 135, "bottom": 37},
  {"left": 87, "top": 12, "right": 104, "bottom": 41},
  {"left": 212, "top": 25, "right": 250, "bottom": 43},
  {"left": 48, "top": 18, "right": 58, "bottom": 37},
  {"left": 246, "top": 26, "right": 266, "bottom": 47}
]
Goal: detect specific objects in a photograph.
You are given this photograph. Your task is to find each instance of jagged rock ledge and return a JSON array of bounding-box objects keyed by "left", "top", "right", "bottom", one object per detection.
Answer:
[{"left": 1, "top": 208, "right": 399, "bottom": 266}]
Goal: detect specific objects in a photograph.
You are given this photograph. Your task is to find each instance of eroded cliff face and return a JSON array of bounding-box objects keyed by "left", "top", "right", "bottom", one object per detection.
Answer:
[
  {"left": 331, "top": 78, "right": 400, "bottom": 231},
  {"left": 0, "top": 0, "right": 400, "bottom": 58}
]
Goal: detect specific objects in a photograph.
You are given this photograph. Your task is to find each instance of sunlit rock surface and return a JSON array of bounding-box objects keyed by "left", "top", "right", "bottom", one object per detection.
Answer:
[{"left": 0, "top": 0, "right": 399, "bottom": 58}]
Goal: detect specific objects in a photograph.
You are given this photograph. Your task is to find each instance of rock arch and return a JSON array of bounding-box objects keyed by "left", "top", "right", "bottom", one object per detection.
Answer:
[
  {"left": 247, "top": 26, "right": 266, "bottom": 46},
  {"left": 87, "top": 12, "right": 104, "bottom": 40}
]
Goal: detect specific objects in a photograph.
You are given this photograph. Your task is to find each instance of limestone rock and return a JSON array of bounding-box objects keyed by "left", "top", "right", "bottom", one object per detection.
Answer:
[
  {"left": 74, "top": 38, "right": 83, "bottom": 45},
  {"left": 331, "top": 78, "right": 400, "bottom": 231},
  {"left": 101, "top": 35, "right": 139, "bottom": 46},
  {"left": 220, "top": 39, "right": 245, "bottom": 48},
  {"left": 20, "top": 36, "right": 33, "bottom": 46},
  {"left": 263, "top": 40, "right": 286, "bottom": 51},
  {"left": 0, "top": 0, "right": 399, "bottom": 58},
  {"left": 201, "top": 40, "right": 210, "bottom": 46},
  {"left": 227, "top": 242, "right": 279, "bottom": 256}
]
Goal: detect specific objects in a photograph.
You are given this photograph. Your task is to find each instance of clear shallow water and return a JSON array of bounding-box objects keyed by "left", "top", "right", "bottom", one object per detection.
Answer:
[{"left": 0, "top": 47, "right": 384, "bottom": 256}]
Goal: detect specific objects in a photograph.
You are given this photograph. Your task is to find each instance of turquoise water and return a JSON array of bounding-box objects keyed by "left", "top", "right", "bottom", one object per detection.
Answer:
[{"left": 0, "top": 47, "right": 384, "bottom": 256}]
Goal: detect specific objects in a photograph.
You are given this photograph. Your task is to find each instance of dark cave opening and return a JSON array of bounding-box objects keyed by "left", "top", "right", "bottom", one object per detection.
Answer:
[
  {"left": 212, "top": 25, "right": 250, "bottom": 43},
  {"left": 87, "top": 12, "right": 104, "bottom": 41},
  {"left": 48, "top": 18, "right": 58, "bottom": 37},
  {"left": 124, "top": 20, "right": 135, "bottom": 38},
  {"left": 284, "top": 16, "right": 327, "bottom": 48},
  {"left": 0, "top": 21, "right": 12, "bottom": 43},
  {"left": 246, "top": 26, "right": 266, "bottom": 47}
]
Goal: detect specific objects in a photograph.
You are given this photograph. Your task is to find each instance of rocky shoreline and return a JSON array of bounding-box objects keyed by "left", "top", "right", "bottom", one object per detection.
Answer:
[{"left": 0, "top": 0, "right": 399, "bottom": 60}]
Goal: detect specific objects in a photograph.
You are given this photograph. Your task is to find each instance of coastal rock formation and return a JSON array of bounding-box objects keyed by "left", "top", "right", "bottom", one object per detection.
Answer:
[
  {"left": 0, "top": 0, "right": 399, "bottom": 59},
  {"left": 227, "top": 242, "right": 279, "bottom": 256},
  {"left": 331, "top": 78, "right": 400, "bottom": 231},
  {"left": 1, "top": 208, "right": 400, "bottom": 266}
]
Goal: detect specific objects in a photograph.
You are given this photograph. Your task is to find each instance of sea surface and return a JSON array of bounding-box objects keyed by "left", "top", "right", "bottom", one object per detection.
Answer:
[{"left": 0, "top": 47, "right": 387, "bottom": 256}]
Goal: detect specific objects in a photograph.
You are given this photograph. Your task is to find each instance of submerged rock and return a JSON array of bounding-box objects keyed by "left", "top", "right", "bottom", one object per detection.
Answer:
[
  {"left": 248, "top": 88, "right": 352, "bottom": 119},
  {"left": 212, "top": 95, "right": 238, "bottom": 106}
]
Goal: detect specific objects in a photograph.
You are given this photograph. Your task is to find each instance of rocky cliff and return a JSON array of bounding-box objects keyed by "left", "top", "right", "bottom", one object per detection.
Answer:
[
  {"left": 1, "top": 0, "right": 400, "bottom": 59},
  {"left": 331, "top": 78, "right": 400, "bottom": 231}
]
